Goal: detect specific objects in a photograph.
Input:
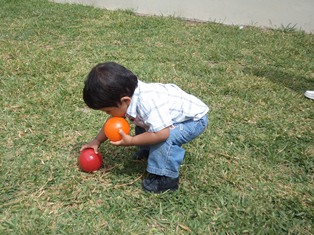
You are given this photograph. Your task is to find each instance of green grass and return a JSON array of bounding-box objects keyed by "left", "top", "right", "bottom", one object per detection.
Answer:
[{"left": 1, "top": 0, "right": 313, "bottom": 234}]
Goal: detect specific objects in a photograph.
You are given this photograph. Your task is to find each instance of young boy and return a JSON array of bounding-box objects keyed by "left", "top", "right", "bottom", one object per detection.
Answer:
[{"left": 80, "top": 62, "right": 209, "bottom": 193}]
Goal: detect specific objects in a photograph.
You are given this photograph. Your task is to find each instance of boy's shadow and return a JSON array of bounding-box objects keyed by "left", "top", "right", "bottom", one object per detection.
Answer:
[
  {"left": 243, "top": 66, "right": 314, "bottom": 94},
  {"left": 69, "top": 142, "right": 146, "bottom": 176}
]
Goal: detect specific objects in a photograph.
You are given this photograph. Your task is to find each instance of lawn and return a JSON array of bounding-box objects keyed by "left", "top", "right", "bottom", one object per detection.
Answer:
[{"left": 0, "top": 0, "right": 313, "bottom": 234}]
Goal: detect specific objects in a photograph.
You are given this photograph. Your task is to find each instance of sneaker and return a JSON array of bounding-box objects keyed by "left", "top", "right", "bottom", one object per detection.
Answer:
[
  {"left": 142, "top": 173, "right": 179, "bottom": 193},
  {"left": 133, "top": 149, "right": 149, "bottom": 160},
  {"left": 304, "top": 90, "right": 314, "bottom": 100}
]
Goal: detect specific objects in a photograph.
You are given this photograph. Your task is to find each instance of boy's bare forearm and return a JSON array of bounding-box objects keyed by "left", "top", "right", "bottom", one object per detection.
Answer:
[
  {"left": 95, "top": 126, "right": 108, "bottom": 143},
  {"left": 110, "top": 126, "right": 170, "bottom": 147},
  {"left": 131, "top": 127, "right": 170, "bottom": 146}
]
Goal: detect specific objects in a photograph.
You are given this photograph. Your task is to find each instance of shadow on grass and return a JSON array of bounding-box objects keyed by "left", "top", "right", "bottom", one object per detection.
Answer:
[
  {"left": 243, "top": 66, "right": 314, "bottom": 93},
  {"left": 69, "top": 142, "right": 145, "bottom": 176}
]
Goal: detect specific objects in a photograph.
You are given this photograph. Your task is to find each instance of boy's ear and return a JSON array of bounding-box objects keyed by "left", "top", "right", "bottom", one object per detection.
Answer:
[{"left": 120, "top": 96, "right": 131, "bottom": 105}]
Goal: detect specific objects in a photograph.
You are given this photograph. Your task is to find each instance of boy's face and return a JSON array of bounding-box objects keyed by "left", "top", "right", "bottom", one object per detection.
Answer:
[{"left": 100, "top": 96, "right": 131, "bottom": 117}]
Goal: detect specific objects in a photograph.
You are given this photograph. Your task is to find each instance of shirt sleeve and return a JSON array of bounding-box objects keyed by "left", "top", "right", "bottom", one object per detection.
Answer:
[{"left": 138, "top": 96, "right": 173, "bottom": 132}]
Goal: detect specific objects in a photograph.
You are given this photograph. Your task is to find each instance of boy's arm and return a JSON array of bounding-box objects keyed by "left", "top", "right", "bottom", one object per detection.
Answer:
[
  {"left": 80, "top": 126, "right": 108, "bottom": 153},
  {"left": 94, "top": 126, "right": 108, "bottom": 144},
  {"left": 111, "top": 127, "right": 170, "bottom": 146}
]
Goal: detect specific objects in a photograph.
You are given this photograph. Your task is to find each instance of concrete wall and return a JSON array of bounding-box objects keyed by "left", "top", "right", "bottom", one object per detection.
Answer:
[{"left": 52, "top": 0, "right": 314, "bottom": 33}]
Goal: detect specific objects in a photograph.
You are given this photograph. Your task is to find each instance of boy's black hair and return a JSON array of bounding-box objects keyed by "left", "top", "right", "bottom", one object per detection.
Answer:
[{"left": 83, "top": 62, "right": 138, "bottom": 109}]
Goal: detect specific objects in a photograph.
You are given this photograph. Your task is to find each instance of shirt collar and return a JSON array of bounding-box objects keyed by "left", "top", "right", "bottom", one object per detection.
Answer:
[{"left": 126, "top": 80, "right": 142, "bottom": 118}]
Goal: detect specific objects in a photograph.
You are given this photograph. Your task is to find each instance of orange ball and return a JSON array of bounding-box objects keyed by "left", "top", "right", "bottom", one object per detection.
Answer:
[{"left": 104, "top": 117, "right": 130, "bottom": 141}]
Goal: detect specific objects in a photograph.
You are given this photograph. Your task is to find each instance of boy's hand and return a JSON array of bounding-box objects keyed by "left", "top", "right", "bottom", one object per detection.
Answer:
[
  {"left": 80, "top": 139, "right": 101, "bottom": 154},
  {"left": 111, "top": 127, "right": 170, "bottom": 146},
  {"left": 110, "top": 130, "right": 133, "bottom": 146}
]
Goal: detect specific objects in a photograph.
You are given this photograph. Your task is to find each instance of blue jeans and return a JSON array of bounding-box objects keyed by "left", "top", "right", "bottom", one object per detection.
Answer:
[{"left": 142, "top": 115, "right": 208, "bottom": 178}]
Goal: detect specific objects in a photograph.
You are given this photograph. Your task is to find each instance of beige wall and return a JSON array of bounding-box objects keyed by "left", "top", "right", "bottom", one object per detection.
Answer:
[{"left": 52, "top": 0, "right": 314, "bottom": 33}]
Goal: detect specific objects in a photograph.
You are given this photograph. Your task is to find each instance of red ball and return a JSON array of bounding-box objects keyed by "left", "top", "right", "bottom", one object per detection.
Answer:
[
  {"left": 78, "top": 148, "right": 103, "bottom": 172},
  {"left": 104, "top": 117, "right": 130, "bottom": 142}
]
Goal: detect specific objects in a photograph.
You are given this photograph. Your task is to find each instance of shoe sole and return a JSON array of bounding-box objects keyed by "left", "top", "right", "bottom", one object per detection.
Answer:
[
  {"left": 304, "top": 92, "right": 314, "bottom": 100},
  {"left": 142, "top": 185, "right": 178, "bottom": 194}
]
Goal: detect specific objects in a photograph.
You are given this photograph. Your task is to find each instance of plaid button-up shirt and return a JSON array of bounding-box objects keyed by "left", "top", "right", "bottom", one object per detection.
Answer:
[{"left": 126, "top": 80, "right": 209, "bottom": 132}]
